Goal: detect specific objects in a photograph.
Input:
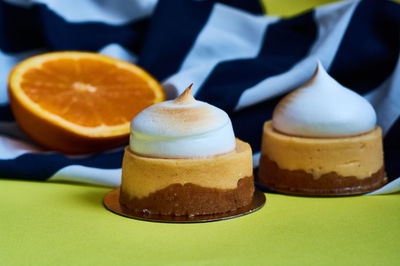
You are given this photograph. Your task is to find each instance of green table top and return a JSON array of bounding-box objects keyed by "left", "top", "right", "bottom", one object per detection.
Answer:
[{"left": 1, "top": 179, "right": 399, "bottom": 265}]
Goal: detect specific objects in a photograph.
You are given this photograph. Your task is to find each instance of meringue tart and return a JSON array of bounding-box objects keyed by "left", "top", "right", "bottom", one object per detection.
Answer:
[
  {"left": 120, "top": 85, "right": 254, "bottom": 216},
  {"left": 258, "top": 62, "right": 386, "bottom": 196}
]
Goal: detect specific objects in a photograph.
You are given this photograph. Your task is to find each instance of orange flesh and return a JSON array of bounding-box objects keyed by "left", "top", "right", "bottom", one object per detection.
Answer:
[{"left": 20, "top": 58, "right": 156, "bottom": 127}]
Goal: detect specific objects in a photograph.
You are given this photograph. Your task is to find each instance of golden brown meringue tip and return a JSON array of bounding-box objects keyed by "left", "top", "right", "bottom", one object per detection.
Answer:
[{"left": 173, "top": 84, "right": 195, "bottom": 105}]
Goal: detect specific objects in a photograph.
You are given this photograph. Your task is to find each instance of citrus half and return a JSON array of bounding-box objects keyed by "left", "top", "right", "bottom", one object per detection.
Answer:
[{"left": 8, "top": 51, "right": 165, "bottom": 154}]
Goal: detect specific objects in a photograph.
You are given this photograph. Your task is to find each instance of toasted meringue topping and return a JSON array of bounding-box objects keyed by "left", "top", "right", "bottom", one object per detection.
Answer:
[
  {"left": 130, "top": 84, "right": 236, "bottom": 158},
  {"left": 272, "top": 61, "right": 377, "bottom": 137}
]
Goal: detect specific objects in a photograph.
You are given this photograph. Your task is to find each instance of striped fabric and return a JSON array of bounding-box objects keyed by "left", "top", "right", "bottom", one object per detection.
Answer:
[{"left": 0, "top": 0, "right": 399, "bottom": 194}]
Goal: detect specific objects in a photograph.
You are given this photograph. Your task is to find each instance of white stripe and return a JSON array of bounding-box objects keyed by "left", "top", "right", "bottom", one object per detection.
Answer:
[
  {"left": 4, "top": 0, "right": 157, "bottom": 25},
  {"left": 365, "top": 50, "right": 400, "bottom": 136},
  {"left": 49, "top": 165, "right": 121, "bottom": 187},
  {"left": 98, "top": 43, "right": 138, "bottom": 64},
  {"left": 163, "top": 3, "right": 279, "bottom": 98},
  {"left": 252, "top": 152, "right": 260, "bottom": 168},
  {"left": 366, "top": 178, "right": 400, "bottom": 195},
  {"left": 0, "top": 134, "right": 48, "bottom": 159},
  {"left": 234, "top": 0, "right": 359, "bottom": 111}
]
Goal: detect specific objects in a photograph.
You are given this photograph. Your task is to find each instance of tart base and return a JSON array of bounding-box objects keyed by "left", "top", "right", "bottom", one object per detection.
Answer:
[
  {"left": 120, "top": 176, "right": 255, "bottom": 216},
  {"left": 258, "top": 155, "right": 386, "bottom": 196}
]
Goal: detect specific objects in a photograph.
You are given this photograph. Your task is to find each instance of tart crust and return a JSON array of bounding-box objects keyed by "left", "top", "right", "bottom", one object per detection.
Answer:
[{"left": 259, "top": 155, "right": 386, "bottom": 195}]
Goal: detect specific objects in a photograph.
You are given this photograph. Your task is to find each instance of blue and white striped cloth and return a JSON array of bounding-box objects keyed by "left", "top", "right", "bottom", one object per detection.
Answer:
[{"left": 1, "top": 0, "right": 399, "bottom": 194}]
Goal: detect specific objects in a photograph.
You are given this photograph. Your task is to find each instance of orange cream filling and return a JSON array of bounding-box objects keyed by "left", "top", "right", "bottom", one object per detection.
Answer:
[
  {"left": 121, "top": 139, "right": 252, "bottom": 199},
  {"left": 261, "top": 121, "right": 384, "bottom": 179}
]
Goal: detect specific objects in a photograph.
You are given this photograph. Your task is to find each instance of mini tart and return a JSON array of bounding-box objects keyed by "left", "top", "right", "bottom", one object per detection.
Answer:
[
  {"left": 258, "top": 121, "right": 386, "bottom": 196},
  {"left": 120, "top": 139, "right": 254, "bottom": 216}
]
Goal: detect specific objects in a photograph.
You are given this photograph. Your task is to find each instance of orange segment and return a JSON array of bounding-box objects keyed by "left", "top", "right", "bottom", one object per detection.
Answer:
[{"left": 8, "top": 51, "right": 165, "bottom": 154}]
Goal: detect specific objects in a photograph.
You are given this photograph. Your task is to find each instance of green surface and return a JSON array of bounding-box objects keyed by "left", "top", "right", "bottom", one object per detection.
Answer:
[{"left": 1, "top": 179, "right": 399, "bottom": 265}]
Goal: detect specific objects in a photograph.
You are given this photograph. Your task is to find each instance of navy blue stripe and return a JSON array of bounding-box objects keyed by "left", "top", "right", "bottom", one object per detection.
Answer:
[
  {"left": 231, "top": 96, "right": 283, "bottom": 154},
  {"left": 0, "top": 150, "right": 123, "bottom": 180},
  {"left": 383, "top": 117, "right": 400, "bottom": 181},
  {"left": 329, "top": 0, "right": 400, "bottom": 94},
  {"left": 0, "top": 105, "right": 14, "bottom": 121},
  {"left": 138, "top": 0, "right": 263, "bottom": 81},
  {"left": 0, "top": 1, "right": 149, "bottom": 54},
  {"left": 196, "top": 11, "right": 317, "bottom": 112}
]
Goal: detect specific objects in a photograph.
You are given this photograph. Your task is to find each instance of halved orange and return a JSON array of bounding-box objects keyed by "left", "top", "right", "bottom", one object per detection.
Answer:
[{"left": 8, "top": 51, "right": 165, "bottom": 154}]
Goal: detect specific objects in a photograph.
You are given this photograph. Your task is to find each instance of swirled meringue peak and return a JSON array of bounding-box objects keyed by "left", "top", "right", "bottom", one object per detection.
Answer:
[
  {"left": 130, "top": 84, "right": 236, "bottom": 158},
  {"left": 272, "top": 61, "right": 376, "bottom": 137}
]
